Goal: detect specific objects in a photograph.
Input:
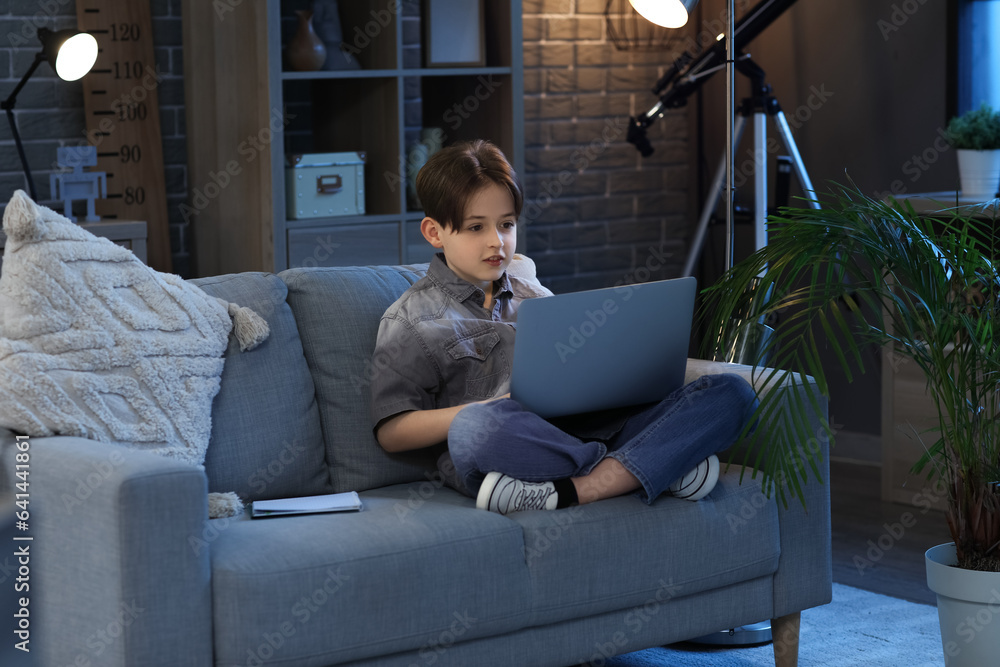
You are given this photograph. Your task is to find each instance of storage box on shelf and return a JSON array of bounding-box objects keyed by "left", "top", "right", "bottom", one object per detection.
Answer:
[
  {"left": 285, "top": 152, "right": 366, "bottom": 220},
  {"left": 183, "top": 0, "right": 524, "bottom": 277}
]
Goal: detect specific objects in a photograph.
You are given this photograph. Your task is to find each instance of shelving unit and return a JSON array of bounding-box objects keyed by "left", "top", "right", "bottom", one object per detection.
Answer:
[{"left": 183, "top": 0, "right": 524, "bottom": 276}]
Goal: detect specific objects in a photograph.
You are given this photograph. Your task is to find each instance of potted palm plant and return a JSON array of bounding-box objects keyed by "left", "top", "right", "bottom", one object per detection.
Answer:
[
  {"left": 947, "top": 102, "right": 1000, "bottom": 199},
  {"left": 700, "top": 183, "right": 999, "bottom": 665}
]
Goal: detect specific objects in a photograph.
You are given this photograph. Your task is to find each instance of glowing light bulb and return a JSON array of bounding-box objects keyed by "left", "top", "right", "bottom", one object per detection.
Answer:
[
  {"left": 54, "top": 33, "right": 98, "bottom": 82},
  {"left": 628, "top": 0, "right": 691, "bottom": 29}
]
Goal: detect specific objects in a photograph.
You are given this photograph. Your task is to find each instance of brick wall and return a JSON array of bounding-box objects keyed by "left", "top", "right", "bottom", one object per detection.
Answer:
[
  {"left": 521, "top": 0, "right": 694, "bottom": 294},
  {"left": 0, "top": 0, "right": 191, "bottom": 275},
  {"left": 0, "top": 0, "right": 693, "bottom": 284}
]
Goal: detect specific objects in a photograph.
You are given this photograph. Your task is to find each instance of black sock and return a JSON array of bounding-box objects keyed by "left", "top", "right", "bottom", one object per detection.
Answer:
[{"left": 553, "top": 478, "right": 578, "bottom": 508}]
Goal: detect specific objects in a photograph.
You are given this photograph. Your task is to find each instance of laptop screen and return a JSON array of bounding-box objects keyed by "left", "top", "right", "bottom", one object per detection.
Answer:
[{"left": 510, "top": 276, "right": 696, "bottom": 418}]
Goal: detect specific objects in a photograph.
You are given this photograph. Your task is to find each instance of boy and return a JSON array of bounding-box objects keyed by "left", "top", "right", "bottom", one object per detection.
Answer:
[{"left": 371, "top": 140, "right": 756, "bottom": 515}]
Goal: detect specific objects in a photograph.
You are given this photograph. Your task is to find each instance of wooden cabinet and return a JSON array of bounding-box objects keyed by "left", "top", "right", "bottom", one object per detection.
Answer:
[
  {"left": 880, "top": 193, "right": 998, "bottom": 508},
  {"left": 0, "top": 220, "right": 148, "bottom": 274},
  {"left": 881, "top": 341, "right": 948, "bottom": 510},
  {"left": 183, "top": 0, "right": 524, "bottom": 277}
]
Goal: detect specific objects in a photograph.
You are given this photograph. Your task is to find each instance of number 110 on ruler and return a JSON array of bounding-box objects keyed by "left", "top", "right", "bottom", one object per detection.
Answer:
[{"left": 77, "top": 1, "right": 171, "bottom": 271}]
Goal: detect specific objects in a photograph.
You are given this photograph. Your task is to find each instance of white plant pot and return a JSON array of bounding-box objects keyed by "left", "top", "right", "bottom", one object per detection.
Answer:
[
  {"left": 956, "top": 149, "right": 1000, "bottom": 200},
  {"left": 926, "top": 543, "right": 1000, "bottom": 666}
]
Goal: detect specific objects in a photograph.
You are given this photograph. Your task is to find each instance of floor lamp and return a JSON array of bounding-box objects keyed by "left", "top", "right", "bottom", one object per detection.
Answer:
[
  {"left": 627, "top": 0, "right": 823, "bottom": 369},
  {"left": 627, "top": 0, "right": 771, "bottom": 646},
  {"left": 629, "top": 0, "right": 737, "bottom": 270},
  {"left": 1, "top": 28, "right": 98, "bottom": 201}
]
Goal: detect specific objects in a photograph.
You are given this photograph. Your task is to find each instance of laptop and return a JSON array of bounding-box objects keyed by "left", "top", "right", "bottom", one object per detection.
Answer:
[{"left": 510, "top": 276, "right": 696, "bottom": 419}]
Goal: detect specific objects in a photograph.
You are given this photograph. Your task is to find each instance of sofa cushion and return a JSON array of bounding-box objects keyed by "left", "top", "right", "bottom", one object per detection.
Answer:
[
  {"left": 209, "top": 485, "right": 531, "bottom": 666},
  {"left": 280, "top": 264, "right": 443, "bottom": 492},
  {"left": 510, "top": 469, "right": 781, "bottom": 626},
  {"left": 192, "top": 273, "right": 331, "bottom": 500},
  {"left": 0, "top": 191, "right": 245, "bottom": 467}
]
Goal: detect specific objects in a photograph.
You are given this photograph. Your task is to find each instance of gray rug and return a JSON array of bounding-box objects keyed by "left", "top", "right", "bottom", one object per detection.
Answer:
[{"left": 605, "top": 583, "right": 943, "bottom": 666}]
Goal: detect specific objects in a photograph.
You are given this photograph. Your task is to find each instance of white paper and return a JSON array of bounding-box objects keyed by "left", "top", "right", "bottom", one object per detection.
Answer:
[{"left": 252, "top": 491, "right": 362, "bottom": 517}]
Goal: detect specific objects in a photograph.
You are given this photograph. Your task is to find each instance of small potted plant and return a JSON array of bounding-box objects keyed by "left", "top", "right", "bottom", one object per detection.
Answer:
[
  {"left": 947, "top": 102, "right": 1000, "bottom": 199},
  {"left": 701, "top": 183, "right": 999, "bottom": 665}
]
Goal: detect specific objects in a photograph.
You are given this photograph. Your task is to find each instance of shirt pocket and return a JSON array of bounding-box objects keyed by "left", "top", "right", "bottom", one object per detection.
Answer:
[{"left": 445, "top": 329, "right": 509, "bottom": 399}]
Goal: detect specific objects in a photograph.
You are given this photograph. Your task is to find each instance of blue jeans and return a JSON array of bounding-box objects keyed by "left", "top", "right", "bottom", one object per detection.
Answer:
[{"left": 447, "top": 373, "right": 757, "bottom": 503}]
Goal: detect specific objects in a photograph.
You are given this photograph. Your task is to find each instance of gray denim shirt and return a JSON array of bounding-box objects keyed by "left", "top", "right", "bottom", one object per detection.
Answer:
[
  {"left": 370, "top": 254, "right": 544, "bottom": 429},
  {"left": 370, "top": 253, "right": 633, "bottom": 444}
]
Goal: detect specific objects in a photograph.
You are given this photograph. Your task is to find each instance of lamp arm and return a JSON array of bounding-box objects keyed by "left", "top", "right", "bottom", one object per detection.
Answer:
[
  {"left": 684, "top": 54, "right": 753, "bottom": 87},
  {"left": 2, "top": 52, "right": 46, "bottom": 201},
  {"left": 5, "top": 107, "right": 37, "bottom": 201},
  {"left": 1, "top": 52, "right": 46, "bottom": 112}
]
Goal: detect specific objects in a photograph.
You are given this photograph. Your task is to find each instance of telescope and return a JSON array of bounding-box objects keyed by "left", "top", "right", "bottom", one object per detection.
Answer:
[
  {"left": 627, "top": 0, "right": 801, "bottom": 156},
  {"left": 626, "top": 0, "right": 819, "bottom": 281}
]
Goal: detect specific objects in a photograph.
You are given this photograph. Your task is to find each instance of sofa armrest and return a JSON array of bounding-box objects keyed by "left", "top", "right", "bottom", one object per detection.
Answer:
[
  {"left": 0, "top": 428, "right": 213, "bottom": 667},
  {"left": 685, "top": 359, "right": 833, "bottom": 618}
]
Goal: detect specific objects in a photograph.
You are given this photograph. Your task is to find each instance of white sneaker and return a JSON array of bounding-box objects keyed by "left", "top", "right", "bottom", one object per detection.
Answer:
[
  {"left": 476, "top": 472, "right": 558, "bottom": 515},
  {"left": 669, "top": 455, "right": 720, "bottom": 501}
]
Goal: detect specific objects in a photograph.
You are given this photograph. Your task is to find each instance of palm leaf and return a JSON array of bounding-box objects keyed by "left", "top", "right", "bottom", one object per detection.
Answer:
[{"left": 699, "top": 181, "right": 1000, "bottom": 556}]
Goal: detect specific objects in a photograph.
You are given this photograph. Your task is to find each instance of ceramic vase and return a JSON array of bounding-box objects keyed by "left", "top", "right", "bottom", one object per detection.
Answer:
[
  {"left": 287, "top": 9, "right": 327, "bottom": 72},
  {"left": 311, "top": 0, "right": 360, "bottom": 70},
  {"left": 926, "top": 543, "right": 1000, "bottom": 666},
  {"left": 956, "top": 148, "right": 1000, "bottom": 200}
]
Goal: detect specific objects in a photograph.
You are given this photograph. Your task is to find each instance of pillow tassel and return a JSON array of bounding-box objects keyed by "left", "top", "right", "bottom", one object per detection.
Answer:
[
  {"left": 208, "top": 491, "right": 244, "bottom": 519},
  {"left": 228, "top": 303, "right": 270, "bottom": 351},
  {"left": 3, "top": 190, "right": 44, "bottom": 242}
]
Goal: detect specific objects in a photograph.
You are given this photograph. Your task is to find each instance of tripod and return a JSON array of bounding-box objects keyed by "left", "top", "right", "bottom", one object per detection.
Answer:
[{"left": 683, "top": 57, "right": 820, "bottom": 278}]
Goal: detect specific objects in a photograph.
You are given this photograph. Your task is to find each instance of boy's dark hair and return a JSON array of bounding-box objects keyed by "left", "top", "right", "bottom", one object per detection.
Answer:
[{"left": 415, "top": 139, "right": 523, "bottom": 231}]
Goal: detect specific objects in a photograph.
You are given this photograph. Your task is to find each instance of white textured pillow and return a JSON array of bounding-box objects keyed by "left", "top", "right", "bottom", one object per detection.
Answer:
[
  {"left": 506, "top": 253, "right": 554, "bottom": 298},
  {"left": 0, "top": 190, "right": 267, "bottom": 517}
]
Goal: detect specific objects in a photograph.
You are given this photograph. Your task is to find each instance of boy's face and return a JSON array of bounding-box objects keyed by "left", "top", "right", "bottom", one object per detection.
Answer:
[{"left": 421, "top": 183, "right": 518, "bottom": 292}]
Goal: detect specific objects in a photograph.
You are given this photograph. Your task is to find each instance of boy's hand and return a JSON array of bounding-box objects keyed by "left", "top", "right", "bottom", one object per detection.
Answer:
[{"left": 375, "top": 394, "right": 511, "bottom": 453}]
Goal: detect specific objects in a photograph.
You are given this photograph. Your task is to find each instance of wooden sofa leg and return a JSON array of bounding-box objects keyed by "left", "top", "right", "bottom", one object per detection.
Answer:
[{"left": 772, "top": 612, "right": 800, "bottom": 667}]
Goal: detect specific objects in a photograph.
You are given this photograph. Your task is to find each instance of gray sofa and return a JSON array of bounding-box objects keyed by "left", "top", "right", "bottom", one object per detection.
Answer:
[{"left": 0, "top": 263, "right": 831, "bottom": 667}]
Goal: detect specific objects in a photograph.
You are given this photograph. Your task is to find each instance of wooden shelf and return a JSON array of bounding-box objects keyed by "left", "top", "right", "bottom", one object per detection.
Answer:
[
  {"left": 284, "top": 213, "right": 404, "bottom": 229},
  {"left": 892, "top": 191, "right": 1000, "bottom": 214},
  {"left": 281, "top": 68, "right": 402, "bottom": 80},
  {"left": 183, "top": 0, "right": 524, "bottom": 276},
  {"left": 282, "top": 67, "right": 514, "bottom": 80}
]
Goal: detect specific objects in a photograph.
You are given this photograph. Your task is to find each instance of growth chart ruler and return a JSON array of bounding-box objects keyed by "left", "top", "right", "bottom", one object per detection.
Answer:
[{"left": 76, "top": 0, "right": 172, "bottom": 272}]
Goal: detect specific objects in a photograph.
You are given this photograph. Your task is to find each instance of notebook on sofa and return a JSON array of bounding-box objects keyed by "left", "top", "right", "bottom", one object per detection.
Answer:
[
  {"left": 250, "top": 491, "right": 362, "bottom": 519},
  {"left": 509, "top": 276, "right": 696, "bottom": 419}
]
